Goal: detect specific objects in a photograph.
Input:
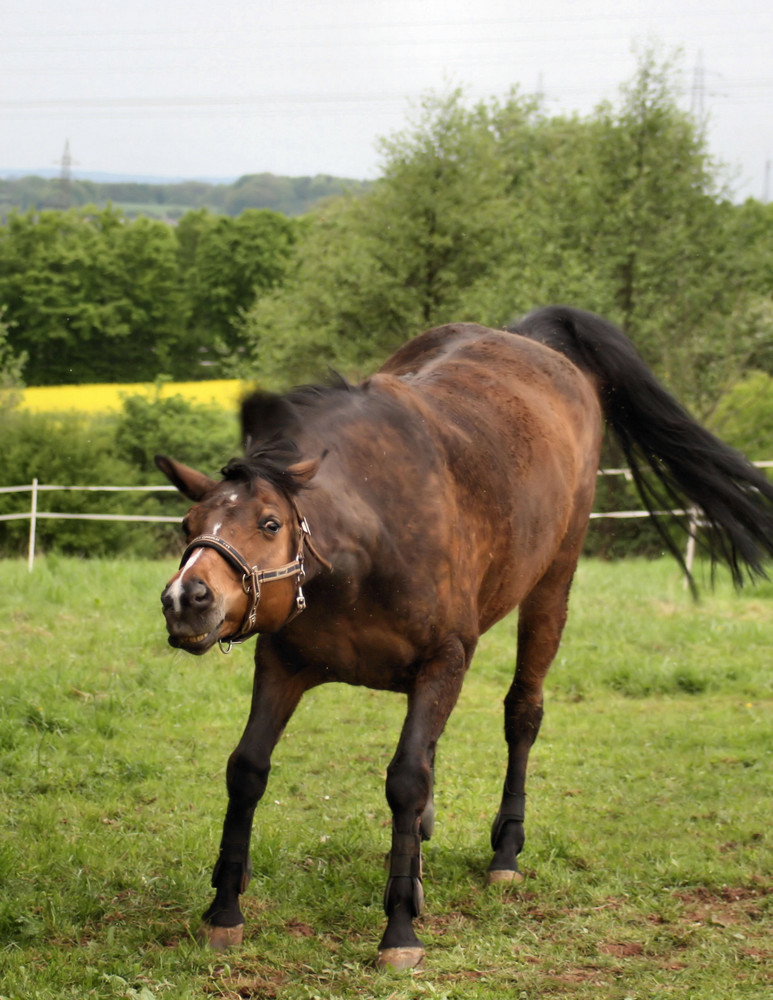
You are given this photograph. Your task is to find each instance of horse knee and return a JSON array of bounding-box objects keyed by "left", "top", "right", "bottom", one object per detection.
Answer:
[
  {"left": 226, "top": 748, "right": 270, "bottom": 806},
  {"left": 503, "top": 691, "right": 544, "bottom": 745},
  {"left": 385, "top": 756, "right": 431, "bottom": 819}
]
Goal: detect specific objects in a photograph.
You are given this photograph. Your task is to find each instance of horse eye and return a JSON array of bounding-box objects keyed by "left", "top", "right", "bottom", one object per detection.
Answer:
[{"left": 261, "top": 517, "right": 281, "bottom": 535}]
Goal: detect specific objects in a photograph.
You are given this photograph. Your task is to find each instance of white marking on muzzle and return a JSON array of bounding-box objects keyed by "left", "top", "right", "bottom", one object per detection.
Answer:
[
  {"left": 167, "top": 522, "right": 222, "bottom": 615},
  {"left": 167, "top": 547, "right": 204, "bottom": 615}
]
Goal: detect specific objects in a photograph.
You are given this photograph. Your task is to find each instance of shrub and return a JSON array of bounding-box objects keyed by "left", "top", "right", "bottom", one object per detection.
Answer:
[{"left": 0, "top": 393, "right": 240, "bottom": 557}]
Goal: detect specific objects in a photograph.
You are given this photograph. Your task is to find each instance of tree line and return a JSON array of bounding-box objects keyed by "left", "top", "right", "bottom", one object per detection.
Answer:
[
  {"left": 0, "top": 172, "right": 369, "bottom": 220},
  {"left": 3, "top": 48, "right": 772, "bottom": 403},
  {"left": 0, "top": 206, "right": 298, "bottom": 383},
  {"left": 234, "top": 51, "right": 773, "bottom": 423}
]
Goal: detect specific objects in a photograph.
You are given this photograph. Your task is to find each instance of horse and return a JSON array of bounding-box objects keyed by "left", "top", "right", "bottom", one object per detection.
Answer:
[{"left": 156, "top": 305, "right": 773, "bottom": 969}]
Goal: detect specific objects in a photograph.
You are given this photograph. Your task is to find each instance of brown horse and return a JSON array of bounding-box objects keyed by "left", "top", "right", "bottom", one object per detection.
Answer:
[{"left": 156, "top": 306, "right": 773, "bottom": 969}]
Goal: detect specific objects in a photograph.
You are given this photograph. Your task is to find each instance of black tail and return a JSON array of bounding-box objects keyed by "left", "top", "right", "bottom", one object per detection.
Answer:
[{"left": 512, "top": 305, "right": 773, "bottom": 587}]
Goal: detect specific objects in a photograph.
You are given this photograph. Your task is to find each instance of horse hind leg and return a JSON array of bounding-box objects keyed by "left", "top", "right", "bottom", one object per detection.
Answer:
[
  {"left": 378, "top": 637, "right": 469, "bottom": 970},
  {"left": 488, "top": 566, "right": 575, "bottom": 883}
]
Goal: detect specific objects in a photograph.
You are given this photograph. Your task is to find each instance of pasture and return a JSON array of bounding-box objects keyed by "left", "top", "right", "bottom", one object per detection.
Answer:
[{"left": 0, "top": 556, "right": 770, "bottom": 999}]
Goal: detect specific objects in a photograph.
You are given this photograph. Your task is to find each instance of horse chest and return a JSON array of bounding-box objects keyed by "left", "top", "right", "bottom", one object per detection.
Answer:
[{"left": 286, "top": 607, "right": 442, "bottom": 692}]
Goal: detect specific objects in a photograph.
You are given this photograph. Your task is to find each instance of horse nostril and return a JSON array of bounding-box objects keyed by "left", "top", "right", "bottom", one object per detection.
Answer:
[{"left": 186, "top": 578, "right": 212, "bottom": 609}]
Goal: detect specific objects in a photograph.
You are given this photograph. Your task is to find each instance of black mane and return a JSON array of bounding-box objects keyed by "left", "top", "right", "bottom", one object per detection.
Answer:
[
  {"left": 221, "top": 440, "right": 305, "bottom": 496},
  {"left": 227, "top": 377, "right": 354, "bottom": 494}
]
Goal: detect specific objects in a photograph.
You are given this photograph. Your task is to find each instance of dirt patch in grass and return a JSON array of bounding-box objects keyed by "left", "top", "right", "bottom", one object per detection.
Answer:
[
  {"left": 285, "top": 917, "right": 316, "bottom": 937},
  {"left": 205, "top": 965, "right": 289, "bottom": 999},
  {"left": 598, "top": 940, "right": 644, "bottom": 957},
  {"left": 674, "top": 883, "right": 770, "bottom": 928},
  {"left": 547, "top": 965, "right": 609, "bottom": 987}
]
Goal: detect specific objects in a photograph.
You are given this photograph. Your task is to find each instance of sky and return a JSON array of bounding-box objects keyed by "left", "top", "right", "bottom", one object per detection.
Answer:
[{"left": 2, "top": 1, "right": 772, "bottom": 200}]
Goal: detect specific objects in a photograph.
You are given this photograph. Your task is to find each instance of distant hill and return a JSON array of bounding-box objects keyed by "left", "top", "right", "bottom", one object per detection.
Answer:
[{"left": 0, "top": 170, "right": 371, "bottom": 219}]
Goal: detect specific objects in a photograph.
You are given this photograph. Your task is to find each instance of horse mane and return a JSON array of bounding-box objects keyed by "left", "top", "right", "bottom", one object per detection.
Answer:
[{"left": 227, "top": 376, "right": 354, "bottom": 494}]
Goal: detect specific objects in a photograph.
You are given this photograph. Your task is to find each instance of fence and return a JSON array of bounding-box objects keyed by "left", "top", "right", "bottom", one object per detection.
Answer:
[
  {"left": 0, "top": 482, "right": 179, "bottom": 571},
  {"left": 3, "top": 464, "right": 773, "bottom": 573}
]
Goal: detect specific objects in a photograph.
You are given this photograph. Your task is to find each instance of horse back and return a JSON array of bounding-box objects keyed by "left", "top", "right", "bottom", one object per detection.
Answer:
[
  {"left": 376, "top": 322, "right": 602, "bottom": 496},
  {"left": 371, "top": 323, "right": 604, "bottom": 623}
]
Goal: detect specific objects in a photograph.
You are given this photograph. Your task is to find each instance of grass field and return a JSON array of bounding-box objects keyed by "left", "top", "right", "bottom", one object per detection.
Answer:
[{"left": 0, "top": 556, "right": 770, "bottom": 999}]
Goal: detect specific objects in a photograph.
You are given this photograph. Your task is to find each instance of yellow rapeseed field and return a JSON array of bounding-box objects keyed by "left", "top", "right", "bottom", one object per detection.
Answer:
[{"left": 19, "top": 379, "right": 252, "bottom": 414}]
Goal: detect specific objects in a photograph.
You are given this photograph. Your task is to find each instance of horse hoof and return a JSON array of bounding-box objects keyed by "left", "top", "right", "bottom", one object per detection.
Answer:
[
  {"left": 377, "top": 946, "right": 426, "bottom": 970},
  {"left": 486, "top": 868, "right": 524, "bottom": 886},
  {"left": 197, "top": 922, "right": 244, "bottom": 950}
]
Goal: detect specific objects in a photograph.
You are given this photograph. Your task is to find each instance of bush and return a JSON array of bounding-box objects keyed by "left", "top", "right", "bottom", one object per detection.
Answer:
[
  {"left": 0, "top": 408, "right": 142, "bottom": 556},
  {"left": 0, "top": 394, "right": 240, "bottom": 558},
  {"left": 114, "top": 389, "right": 239, "bottom": 477}
]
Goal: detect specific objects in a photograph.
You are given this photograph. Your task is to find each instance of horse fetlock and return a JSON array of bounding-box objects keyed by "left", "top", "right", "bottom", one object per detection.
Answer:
[
  {"left": 489, "top": 814, "right": 526, "bottom": 879},
  {"left": 383, "top": 875, "right": 425, "bottom": 918},
  {"left": 490, "top": 813, "right": 525, "bottom": 852},
  {"left": 211, "top": 853, "right": 252, "bottom": 893},
  {"left": 202, "top": 892, "right": 246, "bottom": 931},
  {"left": 202, "top": 855, "right": 252, "bottom": 934},
  {"left": 490, "top": 792, "right": 526, "bottom": 850}
]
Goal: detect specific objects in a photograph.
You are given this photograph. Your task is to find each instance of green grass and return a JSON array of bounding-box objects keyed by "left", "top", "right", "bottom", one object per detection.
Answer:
[{"left": 0, "top": 556, "right": 770, "bottom": 998}]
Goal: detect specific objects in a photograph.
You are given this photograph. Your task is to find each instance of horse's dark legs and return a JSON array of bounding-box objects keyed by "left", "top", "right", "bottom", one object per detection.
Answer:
[
  {"left": 379, "top": 637, "right": 469, "bottom": 969},
  {"left": 200, "top": 643, "right": 307, "bottom": 949},
  {"left": 488, "top": 571, "right": 573, "bottom": 882}
]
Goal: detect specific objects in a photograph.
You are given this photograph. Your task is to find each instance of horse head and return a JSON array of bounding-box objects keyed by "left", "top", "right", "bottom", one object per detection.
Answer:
[{"left": 155, "top": 452, "right": 320, "bottom": 654}]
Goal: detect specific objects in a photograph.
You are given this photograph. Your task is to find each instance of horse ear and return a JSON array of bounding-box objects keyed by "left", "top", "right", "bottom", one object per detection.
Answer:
[
  {"left": 287, "top": 455, "right": 321, "bottom": 486},
  {"left": 155, "top": 455, "right": 218, "bottom": 501}
]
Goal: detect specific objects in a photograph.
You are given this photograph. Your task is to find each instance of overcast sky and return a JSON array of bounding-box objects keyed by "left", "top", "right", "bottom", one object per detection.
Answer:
[{"left": 2, "top": 1, "right": 772, "bottom": 199}]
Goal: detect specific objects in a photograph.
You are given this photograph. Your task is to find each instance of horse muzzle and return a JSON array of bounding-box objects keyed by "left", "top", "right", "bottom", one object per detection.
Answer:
[{"left": 161, "top": 573, "right": 229, "bottom": 655}]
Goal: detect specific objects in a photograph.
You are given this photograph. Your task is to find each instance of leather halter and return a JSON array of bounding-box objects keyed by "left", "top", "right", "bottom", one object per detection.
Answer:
[{"left": 179, "top": 497, "right": 329, "bottom": 652}]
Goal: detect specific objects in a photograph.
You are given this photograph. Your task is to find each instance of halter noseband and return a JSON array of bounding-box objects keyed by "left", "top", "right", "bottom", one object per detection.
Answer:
[{"left": 179, "top": 498, "right": 328, "bottom": 652}]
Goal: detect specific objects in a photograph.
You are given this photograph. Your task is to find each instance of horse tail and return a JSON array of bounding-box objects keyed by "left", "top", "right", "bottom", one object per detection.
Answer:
[{"left": 511, "top": 304, "right": 773, "bottom": 587}]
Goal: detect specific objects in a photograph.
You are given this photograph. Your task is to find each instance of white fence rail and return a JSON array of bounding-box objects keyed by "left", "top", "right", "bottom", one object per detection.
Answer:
[
  {"left": 2, "top": 464, "right": 773, "bottom": 572},
  {"left": 0, "top": 481, "right": 180, "bottom": 571}
]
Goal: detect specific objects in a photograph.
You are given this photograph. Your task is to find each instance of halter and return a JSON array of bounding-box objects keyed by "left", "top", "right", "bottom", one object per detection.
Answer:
[{"left": 179, "top": 497, "right": 329, "bottom": 653}]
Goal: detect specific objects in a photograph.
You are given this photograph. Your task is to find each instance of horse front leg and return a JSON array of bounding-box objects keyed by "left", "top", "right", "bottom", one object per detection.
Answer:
[
  {"left": 379, "top": 637, "right": 470, "bottom": 970},
  {"left": 200, "top": 641, "right": 308, "bottom": 950}
]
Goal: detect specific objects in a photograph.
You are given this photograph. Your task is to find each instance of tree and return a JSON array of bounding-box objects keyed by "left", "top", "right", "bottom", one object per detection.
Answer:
[
  {"left": 183, "top": 208, "right": 298, "bottom": 362},
  {"left": 0, "top": 306, "right": 26, "bottom": 411},
  {"left": 237, "top": 89, "right": 538, "bottom": 383},
  {"left": 0, "top": 206, "right": 184, "bottom": 383},
  {"left": 468, "top": 46, "right": 745, "bottom": 413},
  {"left": 0, "top": 203, "right": 301, "bottom": 384},
  {"left": 238, "top": 47, "right": 761, "bottom": 418},
  {"left": 579, "top": 47, "right": 741, "bottom": 410},
  {"left": 709, "top": 369, "right": 773, "bottom": 460}
]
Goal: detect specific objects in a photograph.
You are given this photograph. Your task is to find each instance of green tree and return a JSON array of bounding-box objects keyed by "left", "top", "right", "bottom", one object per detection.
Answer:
[
  {"left": 709, "top": 369, "right": 773, "bottom": 460},
  {"left": 237, "top": 89, "right": 537, "bottom": 383},
  {"left": 114, "top": 389, "right": 239, "bottom": 476},
  {"left": 238, "top": 47, "right": 761, "bottom": 419},
  {"left": 579, "top": 47, "right": 739, "bottom": 410},
  {"left": 0, "top": 206, "right": 183, "bottom": 383},
  {"left": 181, "top": 208, "right": 298, "bottom": 368},
  {"left": 0, "top": 305, "right": 26, "bottom": 411},
  {"left": 470, "top": 45, "right": 744, "bottom": 413}
]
